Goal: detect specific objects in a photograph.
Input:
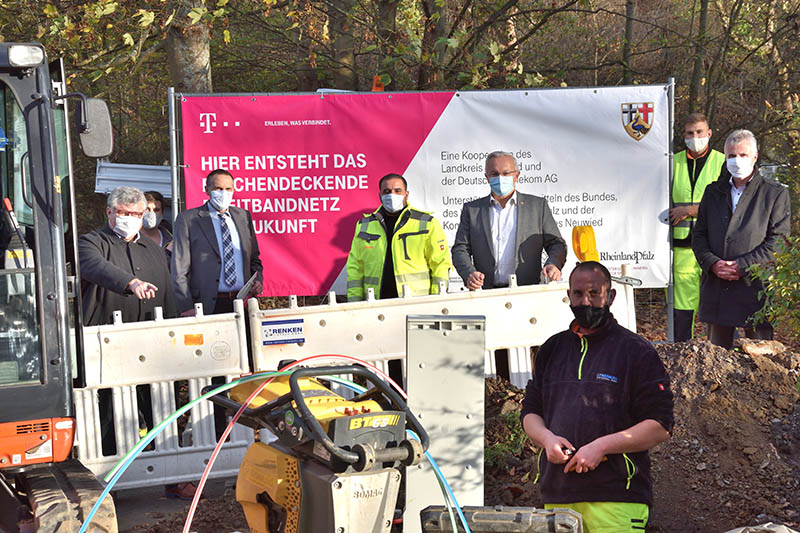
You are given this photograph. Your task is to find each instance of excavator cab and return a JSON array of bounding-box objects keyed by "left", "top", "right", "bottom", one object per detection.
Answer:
[{"left": 0, "top": 43, "right": 116, "bottom": 532}]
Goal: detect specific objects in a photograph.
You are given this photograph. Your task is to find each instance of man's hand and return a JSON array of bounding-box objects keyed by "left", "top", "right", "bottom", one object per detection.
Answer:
[
  {"left": 711, "top": 259, "right": 741, "bottom": 281},
  {"left": 669, "top": 205, "right": 693, "bottom": 225},
  {"left": 541, "top": 432, "right": 575, "bottom": 464},
  {"left": 127, "top": 278, "right": 158, "bottom": 300},
  {"left": 250, "top": 279, "right": 263, "bottom": 297},
  {"left": 180, "top": 308, "right": 197, "bottom": 317},
  {"left": 564, "top": 438, "right": 606, "bottom": 474},
  {"left": 542, "top": 264, "right": 562, "bottom": 282},
  {"left": 466, "top": 271, "right": 485, "bottom": 290}
]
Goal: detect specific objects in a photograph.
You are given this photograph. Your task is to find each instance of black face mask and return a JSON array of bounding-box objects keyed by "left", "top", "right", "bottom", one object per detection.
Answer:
[{"left": 570, "top": 304, "right": 610, "bottom": 330}]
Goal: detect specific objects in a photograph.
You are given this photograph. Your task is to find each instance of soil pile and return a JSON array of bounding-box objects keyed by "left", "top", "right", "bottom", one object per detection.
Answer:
[
  {"left": 484, "top": 339, "right": 800, "bottom": 532},
  {"left": 128, "top": 486, "right": 249, "bottom": 532}
]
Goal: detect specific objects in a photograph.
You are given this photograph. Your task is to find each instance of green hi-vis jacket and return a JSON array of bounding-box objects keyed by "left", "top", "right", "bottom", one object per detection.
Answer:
[
  {"left": 672, "top": 148, "right": 725, "bottom": 242},
  {"left": 345, "top": 205, "right": 451, "bottom": 302}
]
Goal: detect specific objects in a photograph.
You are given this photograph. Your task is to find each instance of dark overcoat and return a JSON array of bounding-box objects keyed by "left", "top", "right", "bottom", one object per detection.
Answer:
[
  {"left": 79, "top": 225, "right": 176, "bottom": 326},
  {"left": 692, "top": 169, "right": 791, "bottom": 327}
]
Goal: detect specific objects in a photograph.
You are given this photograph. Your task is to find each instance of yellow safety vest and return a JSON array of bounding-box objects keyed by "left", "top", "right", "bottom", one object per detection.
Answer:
[
  {"left": 345, "top": 205, "right": 451, "bottom": 302},
  {"left": 672, "top": 149, "right": 725, "bottom": 241}
]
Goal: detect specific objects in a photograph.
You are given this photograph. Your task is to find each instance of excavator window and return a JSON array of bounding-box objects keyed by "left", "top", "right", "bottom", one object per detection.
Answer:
[{"left": 0, "top": 81, "right": 41, "bottom": 387}]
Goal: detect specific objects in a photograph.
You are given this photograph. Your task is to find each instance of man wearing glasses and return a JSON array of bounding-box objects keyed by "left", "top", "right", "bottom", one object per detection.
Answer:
[
  {"left": 78, "top": 186, "right": 175, "bottom": 326},
  {"left": 452, "top": 150, "right": 566, "bottom": 290}
]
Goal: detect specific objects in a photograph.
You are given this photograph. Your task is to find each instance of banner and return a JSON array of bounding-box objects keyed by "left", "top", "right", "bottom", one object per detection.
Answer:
[{"left": 180, "top": 86, "right": 670, "bottom": 295}]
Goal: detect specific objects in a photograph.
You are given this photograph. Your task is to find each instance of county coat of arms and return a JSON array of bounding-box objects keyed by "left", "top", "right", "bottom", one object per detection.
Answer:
[{"left": 621, "top": 102, "right": 654, "bottom": 140}]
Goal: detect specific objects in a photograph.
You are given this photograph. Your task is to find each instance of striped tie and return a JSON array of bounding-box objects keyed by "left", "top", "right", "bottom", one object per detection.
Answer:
[{"left": 219, "top": 213, "right": 237, "bottom": 286}]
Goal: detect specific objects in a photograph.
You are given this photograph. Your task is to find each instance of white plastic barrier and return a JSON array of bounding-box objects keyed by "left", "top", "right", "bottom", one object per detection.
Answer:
[
  {"left": 74, "top": 300, "right": 253, "bottom": 490},
  {"left": 248, "top": 273, "right": 637, "bottom": 388}
]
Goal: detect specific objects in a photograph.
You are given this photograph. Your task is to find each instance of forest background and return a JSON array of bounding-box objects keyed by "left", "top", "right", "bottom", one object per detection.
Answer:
[{"left": 0, "top": 0, "right": 799, "bottom": 329}]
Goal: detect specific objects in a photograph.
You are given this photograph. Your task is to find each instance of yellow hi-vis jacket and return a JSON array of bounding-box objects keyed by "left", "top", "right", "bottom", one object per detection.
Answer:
[
  {"left": 345, "top": 205, "right": 451, "bottom": 302},
  {"left": 672, "top": 148, "right": 725, "bottom": 242}
]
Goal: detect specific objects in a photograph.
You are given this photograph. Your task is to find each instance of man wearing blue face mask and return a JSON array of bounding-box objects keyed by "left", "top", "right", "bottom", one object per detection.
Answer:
[
  {"left": 345, "top": 173, "right": 451, "bottom": 302},
  {"left": 452, "top": 151, "right": 566, "bottom": 290},
  {"left": 172, "top": 169, "right": 263, "bottom": 316},
  {"left": 693, "top": 129, "right": 791, "bottom": 349}
]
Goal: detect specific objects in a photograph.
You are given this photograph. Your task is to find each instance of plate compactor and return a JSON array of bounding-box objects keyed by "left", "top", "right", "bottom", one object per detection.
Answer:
[
  {"left": 207, "top": 364, "right": 585, "bottom": 533},
  {"left": 206, "top": 365, "right": 428, "bottom": 533}
]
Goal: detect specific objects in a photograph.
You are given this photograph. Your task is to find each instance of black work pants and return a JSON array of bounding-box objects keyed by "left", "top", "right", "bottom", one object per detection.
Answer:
[
  {"left": 708, "top": 322, "right": 774, "bottom": 350},
  {"left": 673, "top": 309, "right": 696, "bottom": 342}
]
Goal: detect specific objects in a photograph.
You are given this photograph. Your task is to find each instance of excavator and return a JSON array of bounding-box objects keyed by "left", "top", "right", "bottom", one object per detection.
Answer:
[{"left": 0, "top": 42, "right": 116, "bottom": 531}]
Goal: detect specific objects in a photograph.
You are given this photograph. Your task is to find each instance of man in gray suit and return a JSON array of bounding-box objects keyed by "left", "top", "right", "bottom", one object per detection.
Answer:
[
  {"left": 452, "top": 151, "right": 567, "bottom": 290},
  {"left": 172, "top": 169, "right": 263, "bottom": 315}
]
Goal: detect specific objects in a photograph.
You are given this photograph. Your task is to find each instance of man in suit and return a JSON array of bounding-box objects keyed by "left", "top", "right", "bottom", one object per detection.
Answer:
[
  {"left": 692, "top": 129, "right": 791, "bottom": 349},
  {"left": 452, "top": 151, "right": 567, "bottom": 290},
  {"left": 172, "top": 169, "right": 263, "bottom": 316}
]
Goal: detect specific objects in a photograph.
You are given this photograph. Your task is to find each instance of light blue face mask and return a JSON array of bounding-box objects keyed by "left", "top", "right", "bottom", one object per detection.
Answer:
[
  {"left": 489, "top": 175, "right": 515, "bottom": 196},
  {"left": 380, "top": 193, "right": 406, "bottom": 213}
]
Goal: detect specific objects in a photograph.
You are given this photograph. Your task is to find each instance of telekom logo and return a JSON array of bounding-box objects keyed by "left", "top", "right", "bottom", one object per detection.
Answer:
[{"left": 200, "top": 113, "right": 217, "bottom": 133}]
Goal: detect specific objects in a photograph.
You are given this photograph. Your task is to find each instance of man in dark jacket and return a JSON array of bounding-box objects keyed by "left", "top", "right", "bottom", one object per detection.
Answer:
[
  {"left": 521, "top": 261, "right": 674, "bottom": 531},
  {"left": 692, "top": 129, "right": 791, "bottom": 349},
  {"left": 79, "top": 186, "right": 175, "bottom": 325}
]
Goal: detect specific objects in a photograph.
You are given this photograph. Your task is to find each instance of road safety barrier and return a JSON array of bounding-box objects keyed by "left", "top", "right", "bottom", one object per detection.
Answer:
[
  {"left": 248, "top": 273, "right": 637, "bottom": 389},
  {"left": 74, "top": 300, "right": 252, "bottom": 490}
]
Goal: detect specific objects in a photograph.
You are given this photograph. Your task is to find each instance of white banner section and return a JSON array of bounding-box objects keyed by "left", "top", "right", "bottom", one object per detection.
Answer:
[{"left": 405, "top": 85, "right": 670, "bottom": 289}]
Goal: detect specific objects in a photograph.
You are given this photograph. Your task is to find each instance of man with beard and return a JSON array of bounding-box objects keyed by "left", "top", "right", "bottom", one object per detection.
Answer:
[{"left": 521, "top": 261, "right": 674, "bottom": 532}]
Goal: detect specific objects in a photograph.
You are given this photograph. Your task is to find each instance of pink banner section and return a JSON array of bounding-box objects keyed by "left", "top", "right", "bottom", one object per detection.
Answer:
[{"left": 180, "top": 92, "right": 455, "bottom": 296}]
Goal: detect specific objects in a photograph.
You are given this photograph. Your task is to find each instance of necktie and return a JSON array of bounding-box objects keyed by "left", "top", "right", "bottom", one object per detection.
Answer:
[{"left": 219, "top": 213, "right": 237, "bottom": 286}]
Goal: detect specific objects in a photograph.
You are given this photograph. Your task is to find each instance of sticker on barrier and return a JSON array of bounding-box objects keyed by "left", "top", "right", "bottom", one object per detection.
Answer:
[{"left": 262, "top": 319, "right": 305, "bottom": 345}]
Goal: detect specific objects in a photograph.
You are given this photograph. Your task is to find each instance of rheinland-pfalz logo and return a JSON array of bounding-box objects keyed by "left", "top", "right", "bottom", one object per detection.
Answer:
[{"left": 621, "top": 102, "right": 654, "bottom": 141}]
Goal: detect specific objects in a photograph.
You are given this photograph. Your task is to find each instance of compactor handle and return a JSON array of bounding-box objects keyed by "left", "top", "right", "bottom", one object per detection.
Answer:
[{"left": 289, "top": 365, "right": 430, "bottom": 468}]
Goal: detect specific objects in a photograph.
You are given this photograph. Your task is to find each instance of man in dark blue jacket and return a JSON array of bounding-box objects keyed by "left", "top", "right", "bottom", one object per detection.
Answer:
[{"left": 521, "top": 261, "right": 674, "bottom": 532}]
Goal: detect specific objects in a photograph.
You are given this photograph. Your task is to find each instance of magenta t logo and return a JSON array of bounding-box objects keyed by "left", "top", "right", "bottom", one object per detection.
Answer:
[{"left": 199, "top": 113, "right": 217, "bottom": 133}]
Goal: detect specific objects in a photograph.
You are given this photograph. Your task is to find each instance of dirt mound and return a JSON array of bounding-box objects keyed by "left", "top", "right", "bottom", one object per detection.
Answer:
[{"left": 484, "top": 339, "right": 800, "bottom": 532}]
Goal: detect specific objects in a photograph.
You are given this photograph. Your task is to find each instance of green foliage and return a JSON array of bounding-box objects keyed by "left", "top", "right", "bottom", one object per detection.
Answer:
[
  {"left": 485, "top": 410, "right": 528, "bottom": 468},
  {"left": 750, "top": 235, "right": 800, "bottom": 339}
]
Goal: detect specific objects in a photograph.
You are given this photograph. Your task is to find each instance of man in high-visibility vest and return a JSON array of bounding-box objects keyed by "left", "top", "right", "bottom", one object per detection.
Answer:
[
  {"left": 670, "top": 113, "right": 725, "bottom": 341},
  {"left": 346, "top": 173, "right": 451, "bottom": 302}
]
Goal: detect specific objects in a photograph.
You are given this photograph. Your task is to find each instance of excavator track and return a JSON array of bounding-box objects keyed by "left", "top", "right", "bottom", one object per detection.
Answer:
[{"left": 7, "top": 459, "right": 117, "bottom": 533}]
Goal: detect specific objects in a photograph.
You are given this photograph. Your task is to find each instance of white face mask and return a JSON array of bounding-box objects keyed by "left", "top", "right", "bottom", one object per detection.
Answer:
[
  {"left": 209, "top": 190, "right": 234, "bottom": 211},
  {"left": 685, "top": 136, "right": 709, "bottom": 153},
  {"left": 142, "top": 211, "right": 161, "bottom": 230},
  {"left": 113, "top": 215, "right": 142, "bottom": 240},
  {"left": 726, "top": 156, "right": 755, "bottom": 179},
  {"left": 381, "top": 193, "right": 406, "bottom": 213}
]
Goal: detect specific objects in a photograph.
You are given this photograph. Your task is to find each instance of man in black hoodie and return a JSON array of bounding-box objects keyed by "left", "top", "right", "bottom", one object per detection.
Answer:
[{"left": 521, "top": 261, "right": 674, "bottom": 532}]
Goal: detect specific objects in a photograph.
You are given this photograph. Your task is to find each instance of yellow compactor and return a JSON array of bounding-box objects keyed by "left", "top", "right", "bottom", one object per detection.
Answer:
[{"left": 206, "top": 364, "right": 428, "bottom": 533}]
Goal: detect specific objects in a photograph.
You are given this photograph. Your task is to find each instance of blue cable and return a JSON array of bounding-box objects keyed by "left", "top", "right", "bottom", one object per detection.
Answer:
[
  {"left": 79, "top": 372, "right": 283, "bottom": 533},
  {"left": 407, "top": 429, "right": 472, "bottom": 533},
  {"left": 81, "top": 373, "right": 471, "bottom": 533}
]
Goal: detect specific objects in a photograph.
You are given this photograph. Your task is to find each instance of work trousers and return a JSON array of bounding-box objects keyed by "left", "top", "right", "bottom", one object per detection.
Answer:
[{"left": 708, "top": 323, "right": 774, "bottom": 350}]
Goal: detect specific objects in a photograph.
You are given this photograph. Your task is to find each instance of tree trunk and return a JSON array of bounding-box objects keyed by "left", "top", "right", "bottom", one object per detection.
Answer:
[
  {"left": 328, "top": 1, "right": 358, "bottom": 90},
  {"left": 418, "top": 0, "right": 449, "bottom": 89},
  {"left": 376, "top": 0, "right": 401, "bottom": 89},
  {"left": 166, "top": 1, "right": 212, "bottom": 93},
  {"left": 688, "top": 0, "right": 709, "bottom": 113},
  {"left": 622, "top": 0, "right": 635, "bottom": 85}
]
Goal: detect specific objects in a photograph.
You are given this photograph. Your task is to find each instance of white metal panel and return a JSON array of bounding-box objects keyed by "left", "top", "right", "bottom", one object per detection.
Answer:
[
  {"left": 404, "top": 316, "right": 486, "bottom": 533},
  {"left": 95, "top": 160, "right": 172, "bottom": 198}
]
